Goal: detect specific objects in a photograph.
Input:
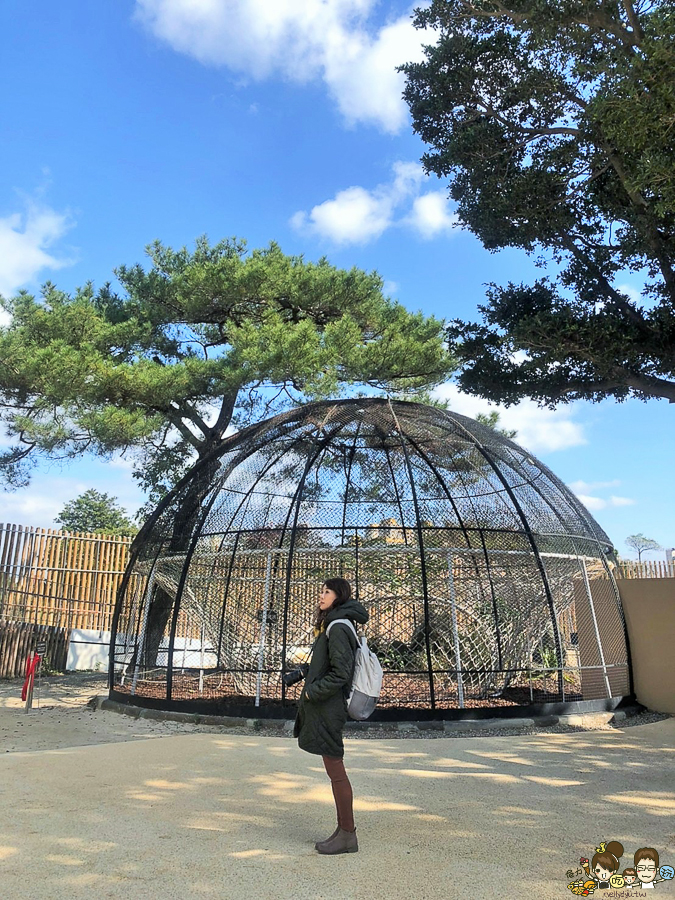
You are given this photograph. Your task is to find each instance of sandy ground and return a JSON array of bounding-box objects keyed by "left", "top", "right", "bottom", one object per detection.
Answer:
[
  {"left": 0, "top": 673, "right": 210, "bottom": 753},
  {"left": 1, "top": 674, "right": 674, "bottom": 900}
]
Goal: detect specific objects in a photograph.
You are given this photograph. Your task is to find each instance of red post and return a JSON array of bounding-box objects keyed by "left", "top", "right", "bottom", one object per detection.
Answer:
[{"left": 21, "top": 652, "right": 41, "bottom": 709}]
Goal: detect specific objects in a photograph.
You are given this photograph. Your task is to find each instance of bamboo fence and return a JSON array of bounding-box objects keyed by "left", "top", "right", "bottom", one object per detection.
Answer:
[
  {"left": 0, "top": 622, "right": 70, "bottom": 678},
  {"left": 0, "top": 523, "right": 132, "bottom": 632},
  {"left": 617, "top": 560, "right": 675, "bottom": 579},
  {"left": 0, "top": 522, "right": 672, "bottom": 643}
]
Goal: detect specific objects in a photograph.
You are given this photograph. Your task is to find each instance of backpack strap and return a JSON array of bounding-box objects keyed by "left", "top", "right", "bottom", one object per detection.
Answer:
[
  {"left": 325, "top": 618, "right": 359, "bottom": 698},
  {"left": 326, "top": 618, "right": 358, "bottom": 640}
]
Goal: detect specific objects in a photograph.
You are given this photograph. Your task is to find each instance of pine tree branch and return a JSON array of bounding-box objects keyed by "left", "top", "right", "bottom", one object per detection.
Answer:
[
  {"left": 454, "top": 1, "right": 641, "bottom": 48},
  {"left": 622, "top": 0, "right": 645, "bottom": 42},
  {"left": 598, "top": 143, "right": 675, "bottom": 293},
  {"left": 154, "top": 406, "right": 203, "bottom": 449},
  {"left": 208, "top": 392, "right": 238, "bottom": 441},
  {"left": 559, "top": 234, "right": 660, "bottom": 334},
  {"left": 548, "top": 370, "right": 675, "bottom": 403}
]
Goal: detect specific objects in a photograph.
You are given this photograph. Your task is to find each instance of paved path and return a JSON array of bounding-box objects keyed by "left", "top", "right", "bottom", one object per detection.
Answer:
[{"left": 0, "top": 716, "right": 673, "bottom": 899}]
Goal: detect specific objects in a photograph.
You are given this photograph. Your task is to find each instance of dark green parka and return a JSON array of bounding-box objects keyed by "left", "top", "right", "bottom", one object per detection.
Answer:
[{"left": 294, "top": 599, "right": 369, "bottom": 759}]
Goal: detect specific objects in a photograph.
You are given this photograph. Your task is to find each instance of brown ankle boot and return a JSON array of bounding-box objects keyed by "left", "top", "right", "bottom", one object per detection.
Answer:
[
  {"left": 315, "top": 827, "right": 358, "bottom": 855},
  {"left": 314, "top": 826, "right": 340, "bottom": 851}
]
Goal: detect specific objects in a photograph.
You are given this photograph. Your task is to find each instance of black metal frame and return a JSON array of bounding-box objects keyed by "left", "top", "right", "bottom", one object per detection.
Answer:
[{"left": 109, "top": 399, "right": 630, "bottom": 717}]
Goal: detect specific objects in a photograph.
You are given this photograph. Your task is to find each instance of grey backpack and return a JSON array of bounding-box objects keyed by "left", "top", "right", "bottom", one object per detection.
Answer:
[{"left": 326, "top": 619, "right": 384, "bottom": 720}]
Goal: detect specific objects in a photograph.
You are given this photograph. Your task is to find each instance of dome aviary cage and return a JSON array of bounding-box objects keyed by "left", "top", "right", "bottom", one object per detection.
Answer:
[{"left": 109, "top": 399, "right": 630, "bottom": 718}]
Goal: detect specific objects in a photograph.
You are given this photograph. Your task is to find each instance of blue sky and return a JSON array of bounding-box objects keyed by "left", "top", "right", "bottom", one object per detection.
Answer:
[{"left": 0, "top": 0, "right": 672, "bottom": 558}]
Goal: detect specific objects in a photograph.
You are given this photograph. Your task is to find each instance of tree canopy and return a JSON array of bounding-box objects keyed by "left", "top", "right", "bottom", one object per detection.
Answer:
[
  {"left": 625, "top": 532, "right": 662, "bottom": 560},
  {"left": 402, "top": 1, "right": 675, "bottom": 407},
  {"left": 55, "top": 489, "right": 138, "bottom": 536},
  {"left": 474, "top": 410, "right": 517, "bottom": 439},
  {"left": 0, "top": 237, "right": 454, "bottom": 503}
]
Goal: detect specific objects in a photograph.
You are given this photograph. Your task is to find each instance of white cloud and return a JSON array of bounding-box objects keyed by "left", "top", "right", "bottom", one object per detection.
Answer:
[
  {"left": 609, "top": 495, "right": 635, "bottom": 507},
  {"left": 1, "top": 482, "right": 87, "bottom": 526},
  {"left": 134, "top": 0, "right": 430, "bottom": 133},
  {"left": 566, "top": 481, "right": 635, "bottom": 512},
  {"left": 406, "top": 191, "right": 458, "bottom": 238},
  {"left": 433, "top": 383, "right": 587, "bottom": 455},
  {"left": 292, "top": 161, "right": 458, "bottom": 245},
  {"left": 108, "top": 454, "right": 136, "bottom": 471},
  {"left": 323, "top": 14, "right": 429, "bottom": 132},
  {"left": 568, "top": 479, "right": 620, "bottom": 494},
  {"left": 0, "top": 200, "right": 75, "bottom": 312},
  {"left": 617, "top": 283, "right": 642, "bottom": 304},
  {"left": 576, "top": 494, "right": 607, "bottom": 511},
  {"left": 0, "top": 464, "right": 147, "bottom": 530},
  {"left": 292, "top": 186, "right": 393, "bottom": 245},
  {"left": 573, "top": 494, "right": 636, "bottom": 511}
]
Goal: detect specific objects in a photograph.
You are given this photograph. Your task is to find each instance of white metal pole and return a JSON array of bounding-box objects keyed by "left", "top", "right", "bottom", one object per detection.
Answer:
[
  {"left": 255, "top": 551, "right": 273, "bottom": 707},
  {"left": 581, "top": 558, "right": 612, "bottom": 698},
  {"left": 122, "top": 580, "right": 142, "bottom": 684},
  {"left": 199, "top": 619, "right": 205, "bottom": 694},
  {"left": 131, "top": 570, "right": 155, "bottom": 696},
  {"left": 447, "top": 553, "right": 465, "bottom": 708}
]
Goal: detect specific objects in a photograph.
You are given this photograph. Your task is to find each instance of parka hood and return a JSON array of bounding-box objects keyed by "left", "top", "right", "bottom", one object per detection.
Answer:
[{"left": 325, "top": 598, "right": 369, "bottom": 627}]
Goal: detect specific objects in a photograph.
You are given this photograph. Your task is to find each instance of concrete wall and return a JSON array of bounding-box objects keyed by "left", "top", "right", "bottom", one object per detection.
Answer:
[
  {"left": 617, "top": 578, "right": 675, "bottom": 715},
  {"left": 67, "top": 631, "right": 219, "bottom": 673},
  {"left": 67, "top": 630, "right": 111, "bottom": 673}
]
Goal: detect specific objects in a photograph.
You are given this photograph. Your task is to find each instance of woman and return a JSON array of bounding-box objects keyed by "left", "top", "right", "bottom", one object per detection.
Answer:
[
  {"left": 590, "top": 841, "right": 624, "bottom": 890},
  {"left": 293, "top": 577, "right": 368, "bottom": 855}
]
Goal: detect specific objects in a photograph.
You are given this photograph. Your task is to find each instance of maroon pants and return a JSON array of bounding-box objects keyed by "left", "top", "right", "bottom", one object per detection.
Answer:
[{"left": 322, "top": 755, "right": 355, "bottom": 832}]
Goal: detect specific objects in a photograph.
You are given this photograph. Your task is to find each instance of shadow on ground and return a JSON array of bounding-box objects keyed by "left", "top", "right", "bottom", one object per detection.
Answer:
[{"left": 0, "top": 715, "right": 673, "bottom": 900}]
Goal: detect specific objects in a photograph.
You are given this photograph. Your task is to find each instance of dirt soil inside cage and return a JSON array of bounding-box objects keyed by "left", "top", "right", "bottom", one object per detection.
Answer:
[{"left": 113, "top": 670, "right": 581, "bottom": 709}]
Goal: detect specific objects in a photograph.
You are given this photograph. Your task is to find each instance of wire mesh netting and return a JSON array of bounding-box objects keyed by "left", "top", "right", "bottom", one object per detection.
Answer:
[{"left": 110, "top": 399, "right": 629, "bottom": 716}]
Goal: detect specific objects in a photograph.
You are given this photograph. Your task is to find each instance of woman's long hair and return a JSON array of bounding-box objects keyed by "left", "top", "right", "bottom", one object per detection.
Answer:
[{"left": 313, "top": 577, "right": 352, "bottom": 630}]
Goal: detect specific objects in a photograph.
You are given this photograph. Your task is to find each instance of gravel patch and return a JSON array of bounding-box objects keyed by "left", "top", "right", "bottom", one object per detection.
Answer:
[{"left": 339, "top": 710, "right": 670, "bottom": 739}]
